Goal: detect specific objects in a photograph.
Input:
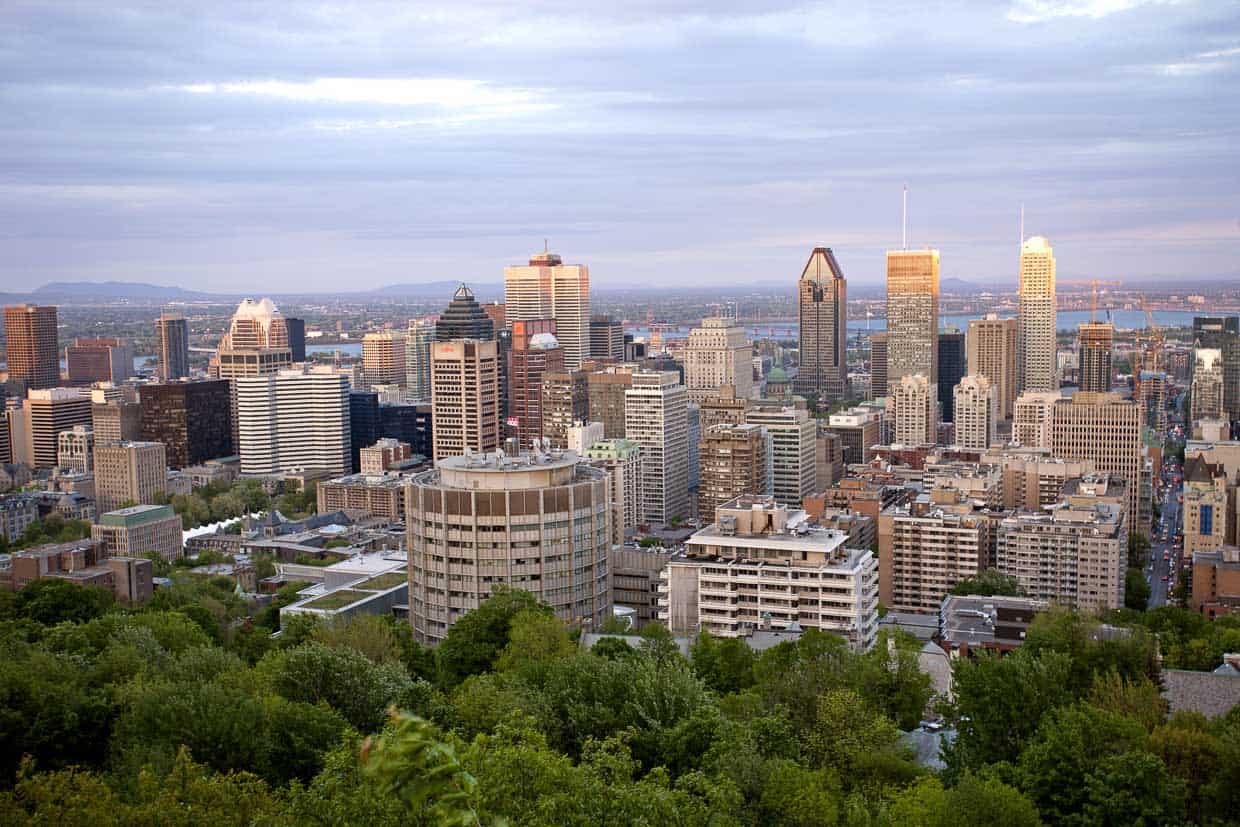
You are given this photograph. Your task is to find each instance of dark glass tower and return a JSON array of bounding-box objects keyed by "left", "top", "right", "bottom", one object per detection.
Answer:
[
  {"left": 285, "top": 317, "right": 306, "bottom": 362},
  {"left": 435, "top": 285, "right": 495, "bottom": 341},
  {"left": 793, "top": 248, "right": 847, "bottom": 404},
  {"left": 937, "top": 331, "right": 965, "bottom": 422}
]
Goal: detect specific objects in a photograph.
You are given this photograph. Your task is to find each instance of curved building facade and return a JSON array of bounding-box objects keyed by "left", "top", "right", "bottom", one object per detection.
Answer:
[{"left": 405, "top": 451, "right": 611, "bottom": 644}]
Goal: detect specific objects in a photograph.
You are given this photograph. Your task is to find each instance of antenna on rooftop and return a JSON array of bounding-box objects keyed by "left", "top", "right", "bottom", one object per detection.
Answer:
[
  {"left": 1019, "top": 203, "right": 1025, "bottom": 247},
  {"left": 544, "top": 238, "right": 549, "bottom": 254},
  {"left": 901, "top": 184, "right": 908, "bottom": 250}
]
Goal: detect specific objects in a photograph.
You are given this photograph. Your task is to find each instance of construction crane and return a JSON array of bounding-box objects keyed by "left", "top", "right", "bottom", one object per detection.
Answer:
[
  {"left": 1140, "top": 294, "right": 1163, "bottom": 373},
  {"left": 1059, "top": 279, "right": 1123, "bottom": 322}
]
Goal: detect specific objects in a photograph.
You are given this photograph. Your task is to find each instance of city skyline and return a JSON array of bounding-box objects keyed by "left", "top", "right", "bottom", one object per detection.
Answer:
[{"left": 2, "top": 1, "right": 1238, "bottom": 292}]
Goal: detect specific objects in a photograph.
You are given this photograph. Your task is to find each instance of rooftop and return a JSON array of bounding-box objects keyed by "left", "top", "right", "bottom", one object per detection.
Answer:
[{"left": 99, "top": 504, "right": 177, "bottom": 528}]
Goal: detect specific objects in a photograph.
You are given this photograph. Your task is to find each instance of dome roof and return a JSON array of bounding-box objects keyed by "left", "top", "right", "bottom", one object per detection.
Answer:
[
  {"left": 233, "top": 297, "right": 282, "bottom": 319},
  {"left": 767, "top": 367, "right": 789, "bottom": 382}
]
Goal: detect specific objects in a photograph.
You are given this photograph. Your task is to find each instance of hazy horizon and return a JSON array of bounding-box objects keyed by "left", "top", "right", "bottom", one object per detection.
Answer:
[{"left": 2, "top": 1, "right": 1238, "bottom": 292}]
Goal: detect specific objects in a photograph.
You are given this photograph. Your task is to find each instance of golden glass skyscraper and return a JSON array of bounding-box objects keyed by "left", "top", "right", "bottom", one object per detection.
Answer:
[
  {"left": 503, "top": 251, "right": 590, "bottom": 371},
  {"left": 885, "top": 249, "right": 939, "bottom": 392},
  {"left": 1018, "top": 236, "right": 1057, "bottom": 393}
]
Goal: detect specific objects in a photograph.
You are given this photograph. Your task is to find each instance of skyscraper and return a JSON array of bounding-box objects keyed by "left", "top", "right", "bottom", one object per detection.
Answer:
[
  {"left": 94, "top": 441, "right": 168, "bottom": 513},
  {"left": 697, "top": 423, "right": 768, "bottom": 523},
  {"left": 215, "top": 298, "right": 293, "bottom": 452},
  {"left": 587, "top": 366, "right": 634, "bottom": 439},
  {"left": 885, "top": 250, "right": 939, "bottom": 390},
  {"left": 235, "top": 367, "right": 351, "bottom": 475},
  {"left": 745, "top": 403, "right": 817, "bottom": 508},
  {"left": 508, "top": 320, "right": 562, "bottom": 450},
  {"left": 967, "top": 314, "right": 1018, "bottom": 420},
  {"left": 1050, "top": 392, "right": 1145, "bottom": 530},
  {"left": 1013, "top": 391, "right": 1060, "bottom": 450},
  {"left": 155, "top": 311, "right": 190, "bottom": 381},
  {"left": 405, "top": 319, "right": 435, "bottom": 402},
  {"left": 1018, "top": 236, "right": 1057, "bottom": 393},
  {"left": 1192, "top": 316, "right": 1239, "bottom": 421},
  {"left": 937, "top": 331, "right": 966, "bottom": 423},
  {"left": 890, "top": 374, "right": 937, "bottom": 446},
  {"left": 503, "top": 251, "right": 590, "bottom": 371},
  {"left": 23, "top": 388, "right": 92, "bottom": 469},
  {"left": 65, "top": 337, "right": 133, "bottom": 384},
  {"left": 138, "top": 380, "right": 232, "bottom": 468},
  {"left": 953, "top": 375, "right": 997, "bottom": 450},
  {"left": 284, "top": 317, "right": 306, "bottom": 362},
  {"left": 795, "top": 247, "right": 848, "bottom": 403},
  {"left": 1190, "top": 349, "right": 1225, "bottom": 423},
  {"left": 3, "top": 304, "right": 60, "bottom": 389},
  {"left": 541, "top": 370, "right": 588, "bottom": 451},
  {"left": 431, "top": 339, "right": 500, "bottom": 461},
  {"left": 362, "top": 332, "right": 407, "bottom": 388},
  {"left": 684, "top": 317, "right": 753, "bottom": 403},
  {"left": 436, "top": 285, "right": 495, "bottom": 342},
  {"left": 589, "top": 315, "right": 624, "bottom": 361},
  {"left": 1078, "top": 322, "right": 1113, "bottom": 393},
  {"left": 869, "top": 333, "right": 888, "bottom": 402},
  {"left": 625, "top": 371, "right": 689, "bottom": 524}
]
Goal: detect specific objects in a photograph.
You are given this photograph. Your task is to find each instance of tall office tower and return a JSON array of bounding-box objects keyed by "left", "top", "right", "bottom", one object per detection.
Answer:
[
  {"left": 587, "top": 367, "right": 634, "bottom": 438},
  {"left": 1050, "top": 392, "right": 1145, "bottom": 530},
  {"left": 954, "top": 375, "right": 997, "bottom": 450},
  {"left": 1014, "top": 391, "right": 1061, "bottom": 449},
  {"left": 1192, "top": 316, "right": 1240, "bottom": 420},
  {"left": 3, "top": 304, "right": 60, "bottom": 389},
  {"left": 816, "top": 428, "right": 844, "bottom": 491},
  {"left": 885, "top": 250, "right": 939, "bottom": 390},
  {"left": 1077, "top": 322, "right": 1113, "bottom": 393},
  {"left": 879, "top": 489, "right": 989, "bottom": 613},
  {"left": 697, "top": 423, "right": 768, "bottom": 523},
  {"left": 1190, "top": 348, "right": 1225, "bottom": 422},
  {"left": 91, "top": 397, "right": 139, "bottom": 446},
  {"left": 348, "top": 390, "right": 381, "bottom": 472},
  {"left": 284, "top": 317, "right": 306, "bottom": 362},
  {"left": 1138, "top": 371, "right": 1168, "bottom": 436},
  {"left": 405, "top": 319, "right": 435, "bottom": 402},
  {"left": 890, "top": 374, "right": 937, "bottom": 446},
  {"left": 0, "top": 387, "right": 9, "bottom": 465},
  {"left": 22, "top": 388, "right": 92, "bottom": 469},
  {"left": 155, "top": 311, "right": 190, "bottom": 381},
  {"left": 684, "top": 317, "right": 754, "bottom": 404},
  {"left": 503, "top": 251, "right": 590, "bottom": 370},
  {"left": 687, "top": 403, "right": 700, "bottom": 490},
  {"left": 94, "top": 441, "right": 168, "bottom": 513},
  {"left": 138, "top": 380, "right": 233, "bottom": 468},
  {"left": 435, "top": 285, "right": 495, "bottom": 341},
  {"left": 795, "top": 247, "right": 848, "bottom": 403},
  {"left": 590, "top": 315, "right": 624, "bottom": 361},
  {"left": 508, "top": 320, "right": 562, "bottom": 450},
  {"left": 56, "top": 425, "right": 93, "bottom": 472},
  {"left": 235, "top": 367, "right": 351, "bottom": 476},
  {"left": 822, "top": 406, "right": 883, "bottom": 465},
  {"left": 746, "top": 403, "right": 817, "bottom": 507},
  {"left": 967, "top": 314, "right": 1018, "bottom": 420},
  {"left": 661, "top": 497, "right": 879, "bottom": 650},
  {"left": 541, "top": 371, "right": 588, "bottom": 450},
  {"left": 624, "top": 370, "right": 689, "bottom": 524},
  {"left": 215, "top": 298, "right": 293, "bottom": 452},
  {"left": 996, "top": 479, "right": 1127, "bottom": 612},
  {"left": 431, "top": 339, "right": 500, "bottom": 461},
  {"left": 406, "top": 450, "right": 611, "bottom": 644},
  {"left": 937, "top": 331, "right": 965, "bottom": 423},
  {"left": 584, "top": 438, "right": 643, "bottom": 536},
  {"left": 65, "top": 338, "right": 133, "bottom": 384},
  {"left": 1017, "top": 236, "right": 1057, "bottom": 393},
  {"left": 362, "top": 332, "right": 407, "bottom": 388},
  {"left": 483, "top": 302, "right": 506, "bottom": 331},
  {"left": 869, "top": 333, "right": 888, "bottom": 402}
]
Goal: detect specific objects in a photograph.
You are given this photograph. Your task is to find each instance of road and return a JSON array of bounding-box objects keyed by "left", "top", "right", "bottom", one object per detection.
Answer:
[{"left": 1146, "top": 495, "right": 1180, "bottom": 608}]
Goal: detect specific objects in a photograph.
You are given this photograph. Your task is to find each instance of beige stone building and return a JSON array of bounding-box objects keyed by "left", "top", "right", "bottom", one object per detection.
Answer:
[
  {"left": 625, "top": 371, "right": 689, "bottom": 524},
  {"left": 431, "top": 339, "right": 501, "bottom": 462},
  {"left": 1184, "top": 455, "right": 1229, "bottom": 557},
  {"left": 93, "top": 441, "right": 167, "bottom": 513},
  {"left": 1017, "top": 236, "right": 1057, "bottom": 393},
  {"left": 878, "top": 489, "right": 991, "bottom": 614},
  {"left": 1050, "top": 392, "right": 1145, "bottom": 531},
  {"left": 953, "top": 375, "right": 997, "bottom": 450},
  {"left": 317, "top": 473, "right": 406, "bottom": 522},
  {"left": 362, "top": 331, "right": 407, "bottom": 389},
  {"left": 890, "top": 374, "right": 937, "bottom": 446},
  {"left": 698, "top": 423, "right": 768, "bottom": 524},
  {"left": 684, "top": 317, "right": 753, "bottom": 403},
  {"left": 967, "top": 314, "right": 1018, "bottom": 420},
  {"left": 91, "top": 504, "right": 183, "bottom": 562},
  {"left": 1014, "top": 391, "right": 1061, "bottom": 449},
  {"left": 746, "top": 403, "right": 817, "bottom": 508}
]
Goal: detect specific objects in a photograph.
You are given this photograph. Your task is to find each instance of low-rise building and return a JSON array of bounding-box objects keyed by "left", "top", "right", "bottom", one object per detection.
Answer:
[
  {"left": 584, "top": 439, "right": 643, "bottom": 535},
  {"left": 91, "top": 504, "right": 183, "bottom": 561},
  {"left": 659, "top": 496, "right": 879, "bottom": 651},
  {"left": 0, "top": 538, "right": 153, "bottom": 603},
  {"left": 359, "top": 438, "right": 412, "bottom": 475},
  {"left": 317, "top": 473, "right": 407, "bottom": 522},
  {"left": 938, "top": 594, "right": 1049, "bottom": 656},
  {"left": 0, "top": 496, "right": 39, "bottom": 542},
  {"left": 1184, "top": 454, "right": 1229, "bottom": 557},
  {"left": 1192, "top": 546, "right": 1240, "bottom": 619},
  {"left": 612, "top": 545, "right": 677, "bottom": 628}
]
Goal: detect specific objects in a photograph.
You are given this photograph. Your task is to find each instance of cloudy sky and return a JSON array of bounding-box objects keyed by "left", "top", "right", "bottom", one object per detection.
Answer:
[{"left": 1, "top": 0, "right": 1238, "bottom": 292}]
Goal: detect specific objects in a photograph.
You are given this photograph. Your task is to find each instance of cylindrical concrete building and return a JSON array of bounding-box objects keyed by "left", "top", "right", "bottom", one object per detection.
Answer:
[{"left": 405, "top": 450, "right": 611, "bottom": 644}]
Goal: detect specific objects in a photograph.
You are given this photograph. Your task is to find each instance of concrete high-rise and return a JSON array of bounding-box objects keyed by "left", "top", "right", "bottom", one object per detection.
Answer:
[
  {"left": 92, "top": 394, "right": 141, "bottom": 446},
  {"left": 23, "top": 388, "right": 92, "bottom": 469},
  {"left": 697, "top": 423, "right": 768, "bottom": 523},
  {"left": 508, "top": 320, "right": 562, "bottom": 450},
  {"left": 235, "top": 367, "right": 351, "bottom": 475},
  {"left": 431, "top": 339, "right": 500, "bottom": 461},
  {"left": 215, "top": 298, "right": 293, "bottom": 452},
  {"left": 1018, "top": 236, "right": 1058, "bottom": 393},
  {"left": 1192, "top": 316, "right": 1240, "bottom": 421},
  {"left": 65, "top": 338, "right": 133, "bottom": 384},
  {"left": 684, "top": 317, "right": 753, "bottom": 404},
  {"left": 1078, "top": 322, "right": 1113, "bottom": 393},
  {"left": 504, "top": 251, "right": 590, "bottom": 371},
  {"left": 586, "top": 366, "right": 634, "bottom": 439},
  {"left": 890, "top": 374, "right": 937, "bottom": 446},
  {"left": 795, "top": 247, "right": 848, "bottom": 403},
  {"left": 885, "top": 250, "right": 939, "bottom": 390},
  {"left": 435, "top": 285, "right": 495, "bottom": 342},
  {"left": 590, "top": 315, "right": 624, "bottom": 361},
  {"left": 937, "top": 331, "right": 966, "bottom": 423},
  {"left": 953, "top": 375, "right": 997, "bottom": 450},
  {"left": 625, "top": 370, "right": 689, "bottom": 524},
  {"left": 1050, "top": 392, "right": 1145, "bottom": 530},
  {"left": 362, "top": 332, "right": 407, "bottom": 389},
  {"left": 745, "top": 403, "right": 817, "bottom": 508},
  {"left": 584, "top": 438, "right": 643, "bottom": 535},
  {"left": 405, "top": 319, "right": 435, "bottom": 402},
  {"left": 967, "top": 315, "right": 1018, "bottom": 420},
  {"left": 1014, "top": 391, "right": 1060, "bottom": 449},
  {"left": 3, "top": 304, "right": 60, "bottom": 389},
  {"left": 138, "top": 380, "right": 232, "bottom": 469},
  {"left": 406, "top": 451, "right": 611, "bottom": 644},
  {"left": 541, "top": 371, "right": 588, "bottom": 450},
  {"left": 879, "top": 489, "right": 990, "bottom": 614},
  {"left": 869, "top": 333, "right": 888, "bottom": 401},
  {"left": 1190, "top": 348, "right": 1225, "bottom": 423},
  {"left": 155, "top": 311, "right": 190, "bottom": 381},
  {"left": 94, "top": 441, "right": 168, "bottom": 513}
]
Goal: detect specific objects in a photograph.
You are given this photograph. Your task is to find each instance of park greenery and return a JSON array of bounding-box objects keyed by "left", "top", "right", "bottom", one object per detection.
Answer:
[
  {"left": 159, "top": 479, "right": 318, "bottom": 530},
  {"left": 0, "top": 513, "right": 92, "bottom": 553},
  {"left": 2, "top": 576, "right": 1240, "bottom": 825}
]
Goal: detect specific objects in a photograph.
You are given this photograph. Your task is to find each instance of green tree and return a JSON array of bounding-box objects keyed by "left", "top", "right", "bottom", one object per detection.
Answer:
[
  {"left": 950, "top": 569, "right": 1023, "bottom": 597},
  {"left": 1127, "top": 532, "right": 1151, "bottom": 569},
  {"left": 883, "top": 774, "right": 1042, "bottom": 827},
  {"left": 13, "top": 578, "right": 114, "bottom": 625},
  {"left": 1124, "top": 568, "right": 1151, "bottom": 611},
  {"left": 1082, "top": 752, "right": 1186, "bottom": 826},
  {"left": 691, "top": 631, "right": 757, "bottom": 694},
  {"left": 435, "top": 586, "right": 552, "bottom": 687}
]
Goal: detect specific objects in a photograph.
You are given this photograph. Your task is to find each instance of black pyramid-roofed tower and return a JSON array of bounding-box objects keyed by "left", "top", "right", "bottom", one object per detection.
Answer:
[{"left": 435, "top": 284, "right": 495, "bottom": 341}]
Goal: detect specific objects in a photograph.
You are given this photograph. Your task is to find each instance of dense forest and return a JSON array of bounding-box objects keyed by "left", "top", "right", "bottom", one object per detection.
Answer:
[{"left": 2, "top": 574, "right": 1239, "bottom": 825}]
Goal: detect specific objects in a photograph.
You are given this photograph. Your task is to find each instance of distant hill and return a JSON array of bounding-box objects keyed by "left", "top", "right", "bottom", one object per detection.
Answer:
[
  {"left": 359, "top": 281, "right": 504, "bottom": 301},
  {"left": 31, "top": 281, "right": 219, "bottom": 301}
]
